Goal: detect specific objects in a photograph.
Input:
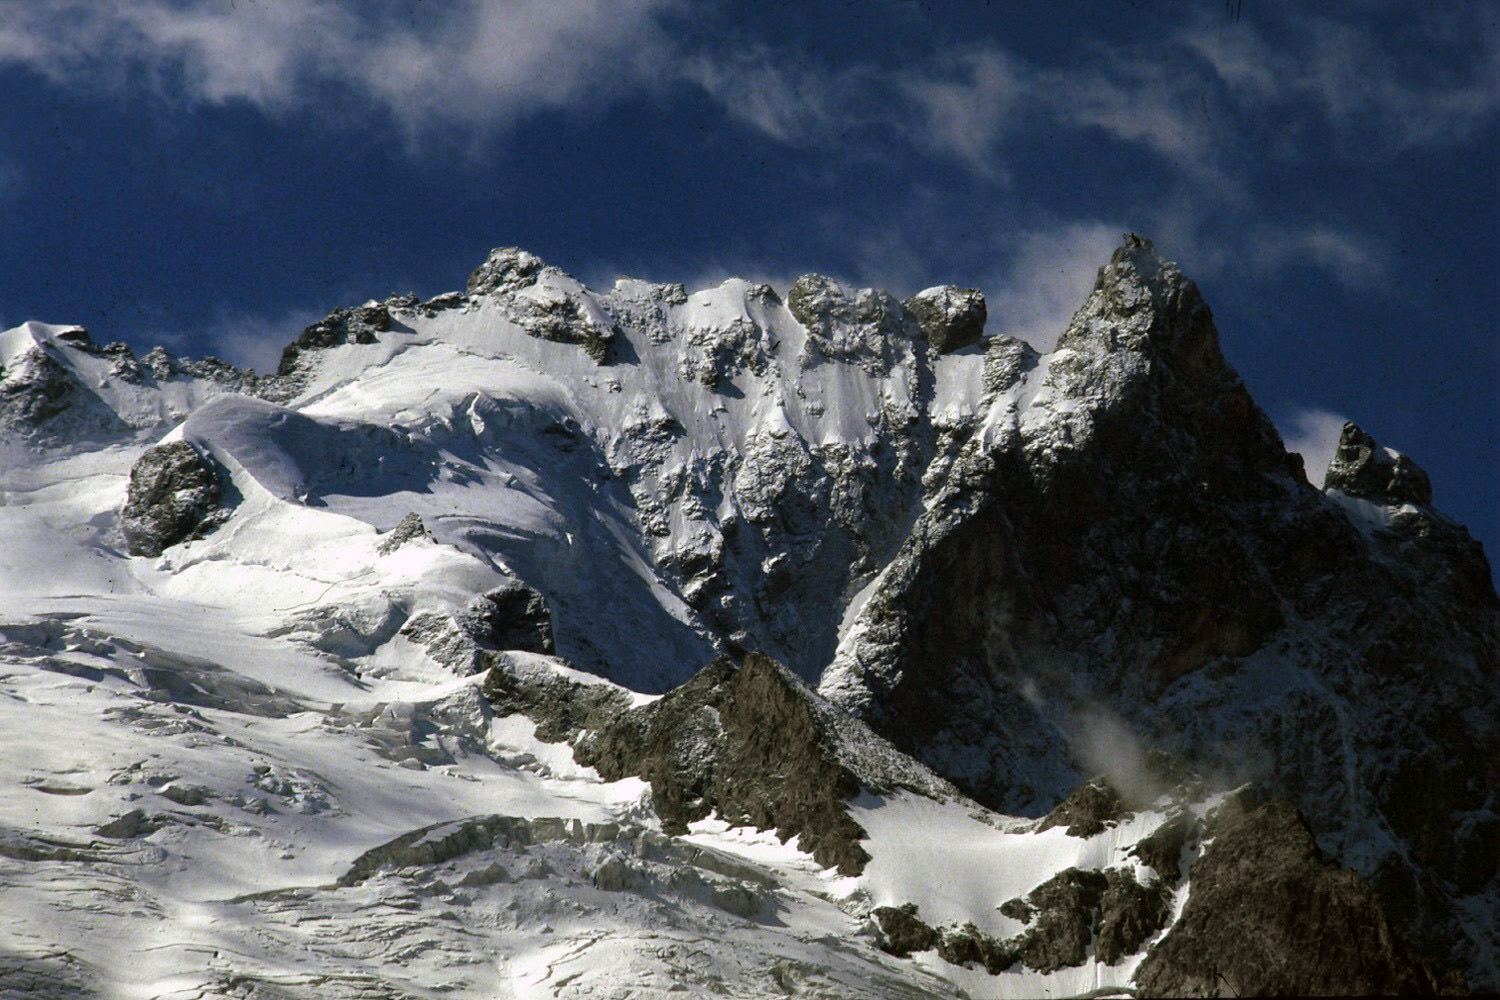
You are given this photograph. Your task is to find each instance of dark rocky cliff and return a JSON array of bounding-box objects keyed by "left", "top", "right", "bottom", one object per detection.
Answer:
[{"left": 822, "top": 236, "right": 1499, "bottom": 982}]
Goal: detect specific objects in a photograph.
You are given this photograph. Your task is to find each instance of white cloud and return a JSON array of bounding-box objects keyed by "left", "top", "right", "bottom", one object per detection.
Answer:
[
  {"left": 0, "top": 0, "right": 679, "bottom": 137},
  {"left": 1279, "top": 407, "right": 1350, "bottom": 487},
  {"left": 1, "top": 2, "right": 1489, "bottom": 178},
  {"left": 683, "top": 48, "right": 857, "bottom": 147},
  {"left": 1046, "top": 54, "right": 1222, "bottom": 179}
]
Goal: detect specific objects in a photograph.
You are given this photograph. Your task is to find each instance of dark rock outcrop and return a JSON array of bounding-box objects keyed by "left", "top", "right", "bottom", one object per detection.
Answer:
[
  {"left": 95, "top": 809, "right": 165, "bottom": 839},
  {"left": 1096, "top": 867, "right": 1172, "bottom": 965},
  {"left": 824, "top": 235, "right": 1498, "bottom": 982},
  {"left": 276, "top": 301, "right": 394, "bottom": 376},
  {"left": 1036, "top": 778, "right": 1127, "bottom": 837},
  {"left": 484, "top": 651, "right": 957, "bottom": 876},
  {"left": 400, "top": 580, "right": 556, "bottom": 673},
  {"left": 1136, "top": 798, "right": 1457, "bottom": 997},
  {"left": 1129, "top": 809, "right": 1194, "bottom": 886},
  {"left": 0, "top": 339, "right": 128, "bottom": 443},
  {"left": 1038, "top": 753, "right": 1201, "bottom": 838},
  {"left": 138, "top": 346, "right": 263, "bottom": 392},
  {"left": 465, "top": 247, "right": 615, "bottom": 363},
  {"left": 872, "top": 906, "right": 1016, "bottom": 973},
  {"left": 462, "top": 580, "right": 555, "bottom": 656},
  {"left": 480, "top": 650, "right": 635, "bottom": 742},
  {"left": 466, "top": 246, "right": 546, "bottom": 297},
  {"left": 376, "top": 512, "right": 429, "bottom": 555},
  {"left": 903, "top": 285, "right": 986, "bottom": 355},
  {"left": 1324, "top": 421, "right": 1433, "bottom": 506},
  {"left": 535, "top": 653, "right": 868, "bottom": 873},
  {"left": 119, "top": 441, "right": 227, "bottom": 557},
  {"left": 874, "top": 864, "right": 1168, "bottom": 976},
  {"left": 1016, "top": 867, "right": 1108, "bottom": 972},
  {"left": 935, "top": 924, "right": 1018, "bottom": 974},
  {"left": 980, "top": 334, "right": 1038, "bottom": 395},
  {"left": 871, "top": 904, "right": 940, "bottom": 958}
]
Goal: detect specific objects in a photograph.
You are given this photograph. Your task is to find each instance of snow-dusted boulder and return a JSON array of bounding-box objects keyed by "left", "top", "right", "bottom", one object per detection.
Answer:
[
  {"left": 119, "top": 440, "right": 227, "bottom": 556},
  {"left": 904, "top": 284, "right": 986, "bottom": 355}
]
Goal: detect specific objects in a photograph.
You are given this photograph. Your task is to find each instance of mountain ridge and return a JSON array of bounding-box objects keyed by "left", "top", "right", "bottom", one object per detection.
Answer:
[{"left": 0, "top": 235, "right": 1493, "bottom": 996}]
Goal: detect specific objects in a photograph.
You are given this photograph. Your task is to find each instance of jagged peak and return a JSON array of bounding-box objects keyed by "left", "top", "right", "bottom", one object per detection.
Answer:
[
  {"left": 1062, "top": 233, "right": 1195, "bottom": 333},
  {"left": 1050, "top": 234, "right": 1236, "bottom": 401},
  {"left": 466, "top": 246, "right": 554, "bottom": 297},
  {"left": 1324, "top": 421, "right": 1433, "bottom": 506}
]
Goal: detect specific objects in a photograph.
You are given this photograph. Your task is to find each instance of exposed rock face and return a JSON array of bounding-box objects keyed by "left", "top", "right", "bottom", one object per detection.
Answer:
[
  {"left": 4, "top": 319, "right": 276, "bottom": 443},
  {"left": 1, "top": 338, "right": 128, "bottom": 443},
  {"left": 119, "top": 441, "right": 227, "bottom": 557},
  {"left": 376, "top": 512, "right": 429, "bottom": 555},
  {"left": 277, "top": 300, "right": 396, "bottom": 376},
  {"left": 1001, "top": 864, "right": 1169, "bottom": 972},
  {"left": 870, "top": 904, "right": 941, "bottom": 957},
  {"left": 874, "top": 864, "right": 1169, "bottom": 976},
  {"left": 1136, "top": 799, "right": 1454, "bottom": 997},
  {"left": 873, "top": 779, "right": 1431, "bottom": 989},
  {"left": 467, "top": 247, "right": 616, "bottom": 363},
  {"left": 874, "top": 906, "right": 1017, "bottom": 973},
  {"left": 1037, "top": 752, "right": 1201, "bottom": 838},
  {"left": 822, "top": 236, "right": 1499, "bottom": 979},
  {"left": 903, "top": 285, "right": 986, "bottom": 355},
  {"left": 1036, "top": 778, "right": 1126, "bottom": 838},
  {"left": 788, "top": 274, "right": 918, "bottom": 377},
  {"left": 680, "top": 312, "right": 776, "bottom": 389},
  {"left": 1130, "top": 809, "right": 1194, "bottom": 886},
  {"left": 594, "top": 271, "right": 939, "bottom": 682},
  {"left": 1325, "top": 420, "right": 1433, "bottom": 505},
  {"left": 1017, "top": 867, "right": 1109, "bottom": 971},
  {"left": 141, "top": 348, "right": 264, "bottom": 393},
  {"left": 399, "top": 580, "right": 556, "bottom": 673},
  {"left": 465, "top": 246, "right": 546, "bottom": 297},
  {"left": 483, "top": 651, "right": 958, "bottom": 875},
  {"left": 1096, "top": 867, "right": 1172, "bottom": 965},
  {"left": 462, "top": 581, "right": 555, "bottom": 656}
]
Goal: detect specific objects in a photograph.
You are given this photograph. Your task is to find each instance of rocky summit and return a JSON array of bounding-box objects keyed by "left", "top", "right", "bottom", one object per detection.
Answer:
[{"left": 0, "top": 236, "right": 1492, "bottom": 998}]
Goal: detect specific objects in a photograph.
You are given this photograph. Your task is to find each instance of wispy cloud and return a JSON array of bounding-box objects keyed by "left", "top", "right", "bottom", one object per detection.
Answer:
[
  {"left": 0, "top": 0, "right": 680, "bottom": 139},
  {"left": 682, "top": 47, "right": 860, "bottom": 147},
  {"left": 1253, "top": 226, "right": 1385, "bottom": 288},
  {"left": 1184, "top": 15, "right": 1500, "bottom": 155},
  {"left": 1279, "top": 406, "right": 1351, "bottom": 487},
  {"left": 897, "top": 48, "right": 1025, "bottom": 174},
  {"left": 2, "top": 3, "right": 1491, "bottom": 176}
]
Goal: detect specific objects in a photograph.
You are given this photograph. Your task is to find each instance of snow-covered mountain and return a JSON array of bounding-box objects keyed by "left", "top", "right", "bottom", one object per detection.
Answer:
[{"left": 0, "top": 236, "right": 1492, "bottom": 997}]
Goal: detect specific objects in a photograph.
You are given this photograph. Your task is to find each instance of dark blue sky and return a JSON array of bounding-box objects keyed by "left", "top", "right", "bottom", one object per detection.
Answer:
[{"left": 1, "top": 0, "right": 1496, "bottom": 565}]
